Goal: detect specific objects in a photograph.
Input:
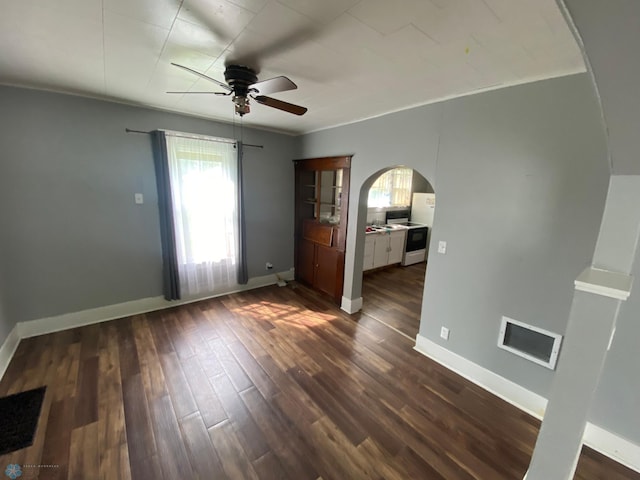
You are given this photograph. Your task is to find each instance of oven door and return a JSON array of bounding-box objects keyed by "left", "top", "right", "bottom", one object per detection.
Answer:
[{"left": 405, "top": 227, "right": 428, "bottom": 252}]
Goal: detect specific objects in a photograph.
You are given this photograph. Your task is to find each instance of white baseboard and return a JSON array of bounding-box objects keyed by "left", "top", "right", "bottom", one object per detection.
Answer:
[
  {"left": 414, "top": 333, "right": 548, "bottom": 419},
  {"left": 583, "top": 423, "right": 640, "bottom": 473},
  {"left": 17, "top": 269, "right": 295, "bottom": 339},
  {"left": 1, "top": 268, "right": 294, "bottom": 380},
  {"left": 414, "top": 334, "right": 640, "bottom": 473},
  {"left": 341, "top": 296, "right": 363, "bottom": 314},
  {"left": 276, "top": 268, "right": 295, "bottom": 282},
  {"left": 18, "top": 296, "right": 168, "bottom": 339},
  {"left": 0, "top": 326, "right": 20, "bottom": 380}
]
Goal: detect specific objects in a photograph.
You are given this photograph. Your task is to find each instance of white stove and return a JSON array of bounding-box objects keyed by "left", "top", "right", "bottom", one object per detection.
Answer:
[{"left": 385, "top": 211, "right": 428, "bottom": 266}]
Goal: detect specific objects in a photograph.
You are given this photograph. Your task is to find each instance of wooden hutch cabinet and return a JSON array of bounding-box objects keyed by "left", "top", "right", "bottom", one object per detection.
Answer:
[{"left": 294, "top": 155, "right": 351, "bottom": 303}]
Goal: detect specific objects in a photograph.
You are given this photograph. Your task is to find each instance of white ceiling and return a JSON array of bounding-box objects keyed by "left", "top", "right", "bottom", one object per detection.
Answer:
[{"left": 0, "top": 0, "right": 585, "bottom": 135}]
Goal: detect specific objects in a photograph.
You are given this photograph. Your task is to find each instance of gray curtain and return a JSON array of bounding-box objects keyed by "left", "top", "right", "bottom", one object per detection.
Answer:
[
  {"left": 151, "top": 130, "right": 181, "bottom": 300},
  {"left": 237, "top": 141, "right": 248, "bottom": 285}
]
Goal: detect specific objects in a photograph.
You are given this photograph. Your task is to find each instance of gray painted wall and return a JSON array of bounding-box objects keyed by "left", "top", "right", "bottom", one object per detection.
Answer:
[
  {"left": 0, "top": 86, "right": 296, "bottom": 338},
  {"left": 296, "top": 74, "right": 640, "bottom": 439},
  {"left": 412, "top": 171, "right": 433, "bottom": 194},
  {"left": 421, "top": 75, "right": 608, "bottom": 395},
  {"left": 0, "top": 263, "right": 10, "bottom": 342},
  {"left": 564, "top": 0, "right": 640, "bottom": 175}
]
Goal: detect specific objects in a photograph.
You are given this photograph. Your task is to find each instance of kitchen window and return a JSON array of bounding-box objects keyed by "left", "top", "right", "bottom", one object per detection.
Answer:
[{"left": 368, "top": 167, "right": 413, "bottom": 207}]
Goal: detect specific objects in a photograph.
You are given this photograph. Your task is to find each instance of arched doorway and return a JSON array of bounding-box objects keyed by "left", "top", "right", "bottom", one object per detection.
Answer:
[{"left": 359, "top": 166, "right": 434, "bottom": 340}]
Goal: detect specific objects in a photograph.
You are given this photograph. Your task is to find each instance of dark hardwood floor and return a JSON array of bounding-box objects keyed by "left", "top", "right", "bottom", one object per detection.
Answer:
[
  {"left": 0, "top": 280, "right": 637, "bottom": 479},
  {"left": 362, "top": 262, "right": 426, "bottom": 339}
]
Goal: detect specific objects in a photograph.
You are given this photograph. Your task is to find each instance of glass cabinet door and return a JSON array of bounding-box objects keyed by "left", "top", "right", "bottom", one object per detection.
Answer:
[
  {"left": 318, "top": 169, "right": 342, "bottom": 225},
  {"left": 300, "top": 170, "right": 317, "bottom": 219}
]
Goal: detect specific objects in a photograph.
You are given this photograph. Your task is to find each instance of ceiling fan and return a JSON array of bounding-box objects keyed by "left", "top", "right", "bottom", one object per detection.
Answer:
[
  {"left": 166, "top": 0, "right": 316, "bottom": 117},
  {"left": 168, "top": 62, "right": 307, "bottom": 117}
]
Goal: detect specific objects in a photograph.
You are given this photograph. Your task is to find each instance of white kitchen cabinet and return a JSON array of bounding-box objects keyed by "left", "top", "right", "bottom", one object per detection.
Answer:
[
  {"left": 364, "top": 230, "right": 406, "bottom": 270},
  {"left": 388, "top": 231, "right": 406, "bottom": 264},
  {"left": 363, "top": 235, "right": 375, "bottom": 271},
  {"left": 373, "top": 234, "right": 389, "bottom": 268}
]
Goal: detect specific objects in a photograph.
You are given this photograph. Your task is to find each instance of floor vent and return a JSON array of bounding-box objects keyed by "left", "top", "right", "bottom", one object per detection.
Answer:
[{"left": 498, "top": 316, "right": 562, "bottom": 370}]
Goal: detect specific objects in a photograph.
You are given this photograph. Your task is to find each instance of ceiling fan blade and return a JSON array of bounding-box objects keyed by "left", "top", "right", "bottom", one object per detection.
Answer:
[
  {"left": 250, "top": 76, "right": 297, "bottom": 95},
  {"left": 166, "top": 91, "right": 230, "bottom": 95},
  {"left": 176, "top": 0, "right": 234, "bottom": 43},
  {"left": 227, "top": 25, "right": 320, "bottom": 70},
  {"left": 171, "top": 63, "right": 232, "bottom": 91},
  {"left": 254, "top": 95, "right": 307, "bottom": 116}
]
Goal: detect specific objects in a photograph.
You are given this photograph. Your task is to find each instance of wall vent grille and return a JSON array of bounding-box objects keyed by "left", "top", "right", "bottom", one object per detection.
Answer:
[{"left": 498, "top": 316, "right": 563, "bottom": 370}]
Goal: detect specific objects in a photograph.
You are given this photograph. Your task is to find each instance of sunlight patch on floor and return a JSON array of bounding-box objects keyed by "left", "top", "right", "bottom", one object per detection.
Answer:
[{"left": 230, "top": 300, "right": 339, "bottom": 328}]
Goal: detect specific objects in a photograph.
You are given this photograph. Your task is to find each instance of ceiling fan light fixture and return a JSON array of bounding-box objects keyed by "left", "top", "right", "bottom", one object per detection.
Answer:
[{"left": 233, "top": 95, "right": 250, "bottom": 116}]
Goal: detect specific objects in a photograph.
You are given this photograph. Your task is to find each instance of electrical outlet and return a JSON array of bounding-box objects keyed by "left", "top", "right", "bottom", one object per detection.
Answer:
[
  {"left": 440, "top": 326, "right": 450, "bottom": 340},
  {"left": 134, "top": 193, "right": 144, "bottom": 204},
  {"left": 438, "top": 240, "right": 447, "bottom": 254},
  {"left": 266, "top": 262, "right": 273, "bottom": 270}
]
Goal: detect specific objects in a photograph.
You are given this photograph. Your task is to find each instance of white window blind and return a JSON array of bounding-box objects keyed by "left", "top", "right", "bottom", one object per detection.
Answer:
[{"left": 368, "top": 167, "right": 413, "bottom": 207}]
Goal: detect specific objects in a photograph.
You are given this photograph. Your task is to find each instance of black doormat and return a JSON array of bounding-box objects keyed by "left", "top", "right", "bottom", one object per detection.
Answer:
[{"left": 0, "top": 386, "right": 46, "bottom": 456}]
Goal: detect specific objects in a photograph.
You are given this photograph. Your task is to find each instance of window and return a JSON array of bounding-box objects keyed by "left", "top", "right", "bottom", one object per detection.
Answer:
[
  {"left": 166, "top": 133, "right": 239, "bottom": 296},
  {"left": 368, "top": 167, "right": 413, "bottom": 207}
]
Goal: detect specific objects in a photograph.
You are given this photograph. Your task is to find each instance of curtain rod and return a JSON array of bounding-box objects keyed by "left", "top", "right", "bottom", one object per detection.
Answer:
[{"left": 125, "top": 128, "right": 264, "bottom": 149}]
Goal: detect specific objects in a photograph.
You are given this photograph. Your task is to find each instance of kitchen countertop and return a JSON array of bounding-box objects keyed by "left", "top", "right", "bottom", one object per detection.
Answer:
[{"left": 365, "top": 225, "right": 409, "bottom": 235}]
